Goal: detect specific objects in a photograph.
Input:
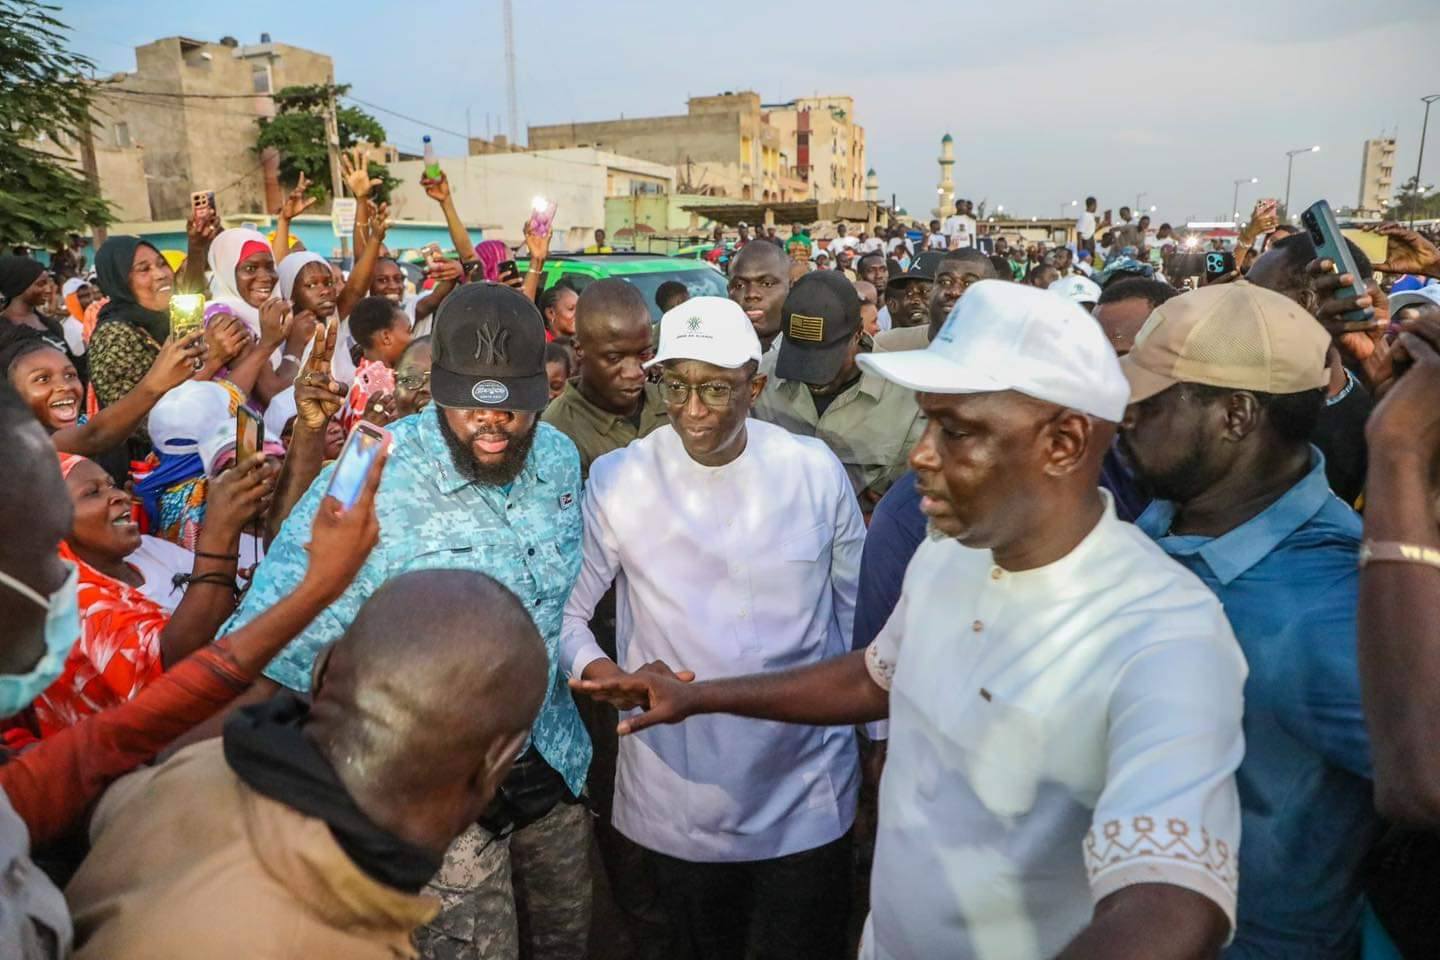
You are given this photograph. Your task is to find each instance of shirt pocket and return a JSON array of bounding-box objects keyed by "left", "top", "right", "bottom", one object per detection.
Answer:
[
  {"left": 925, "top": 691, "right": 1043, "bottom": 818},
  {"left": 738, "top": 523, "right": 835, "bottom": 659}
]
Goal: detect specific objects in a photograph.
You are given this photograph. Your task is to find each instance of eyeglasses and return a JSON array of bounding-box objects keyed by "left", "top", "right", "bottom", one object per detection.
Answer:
[
  {"left": 660, "top": 378, "right": 736, "bottom": 408},
  {"left": 396, "top": 371, "right": 431, "bottom": 390}
]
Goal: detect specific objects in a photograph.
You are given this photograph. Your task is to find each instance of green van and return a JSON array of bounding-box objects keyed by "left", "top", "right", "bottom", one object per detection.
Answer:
[{"left": 516, "top": 253, "right": 728, "bottom": 320}]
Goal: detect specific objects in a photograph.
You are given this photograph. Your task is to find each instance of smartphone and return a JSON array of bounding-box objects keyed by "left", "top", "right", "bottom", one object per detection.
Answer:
[
  {"left": 326, "top": 422, "right": 389, "bottom": 510},
  {"left": 527, "top": 196, "right": 558, "bottom": 237},
  {"left": 1300, "top": 199, "right": 1374, "bottom": 331},
  {"left": 236, "top": 406, "right": 263, "bottom": 464},
  {"left": 1204, "top": 250, "right": 1236, "bottom": 283},
  {"left": 168, "top": 293, "right": 206, "bottom": 338},
  {"left": 191, "top": 190, "right": 215, "bottom": 213},
  {"left": 497, "top": 259, "right": 519, "bottom": 280},
  {"left": 421, "top": 241, "right": 443, "bottom": 264},
  {"left": 356, "top": 361, "right": 396, "bottom": 398},
  {"left": 1257, "top": 198, "right": 1278, "bottom": 220}
]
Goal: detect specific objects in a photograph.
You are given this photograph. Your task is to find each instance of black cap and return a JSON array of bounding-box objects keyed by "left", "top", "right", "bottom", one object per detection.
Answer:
[
  {"left": 776, "top": 271, "right": 861, "bottom": 385},
  {"left": 430, "top": 284, "right": 549, "bottom": 411},
  {"left": 885, "top": 252, "right": 941, "bottom": 290}
]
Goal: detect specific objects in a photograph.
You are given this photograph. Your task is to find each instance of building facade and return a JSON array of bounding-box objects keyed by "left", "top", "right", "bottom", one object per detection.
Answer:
[
  {"left": 100, "top": 35, "right": 334, "bottom": 221},
  {"left": 1357, "top": 137, "right": 1398, "bottom": 218},
  {"left": 528, "top": 91, "right": 864, "bottom": 205}
]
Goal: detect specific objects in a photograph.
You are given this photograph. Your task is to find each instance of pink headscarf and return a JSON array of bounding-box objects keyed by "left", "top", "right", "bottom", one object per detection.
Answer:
[
  {"left": 474, "top": 240, "right": 508, "bottom": 283},
  {"left": 57, "top": 452, "right": 86, "bottom": 478}
]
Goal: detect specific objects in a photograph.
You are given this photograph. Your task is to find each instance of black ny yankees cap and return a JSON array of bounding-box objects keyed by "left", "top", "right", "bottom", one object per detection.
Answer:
[{"left": 431, "top": 283, "right": 549, "bottom": 411}]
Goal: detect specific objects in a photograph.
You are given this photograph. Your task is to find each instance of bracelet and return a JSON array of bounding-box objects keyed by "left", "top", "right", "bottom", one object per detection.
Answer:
[
  {"left": 282, "top": 353, "right": 302, "bottom": 366},
  {"left": 193, "top": 550, "right": 240, "bottom": 562},
  {"left": 1358, "top": 541, "right": 1440, "bottom": 570}
]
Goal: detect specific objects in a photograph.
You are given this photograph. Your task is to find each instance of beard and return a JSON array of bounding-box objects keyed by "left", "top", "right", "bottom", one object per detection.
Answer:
[
  {"left": 1119, "top": 434, "right": 1209, "bottom": 504},
  {"left": 435, "top": 405, "right": 538, "bottom": 487}
]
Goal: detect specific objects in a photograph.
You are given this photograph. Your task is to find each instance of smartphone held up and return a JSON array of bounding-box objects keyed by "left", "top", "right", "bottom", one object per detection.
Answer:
[
  {"left": 1301, "top": 199, "right": 1374, "bottom": 332},
  {"left": 326, "top": 422, "right": 389, "bottom": 510},
  {"left": 528, "top": 196, "right": 558, "bottom": 238}
]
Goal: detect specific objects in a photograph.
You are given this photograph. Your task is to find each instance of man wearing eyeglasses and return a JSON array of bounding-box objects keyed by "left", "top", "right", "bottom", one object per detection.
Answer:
[
  {"left": 560, "top": 295, "right": 865, "bottom": 960},
  {"left": 753, "top": 271, "right": 925, "bottom": 514}
]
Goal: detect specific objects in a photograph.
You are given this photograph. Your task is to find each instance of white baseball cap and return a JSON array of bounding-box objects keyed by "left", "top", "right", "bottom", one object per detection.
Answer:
[
  {"left": 644, "top": 296, "right": 764, "bottom": 370},
  {"left": 857, "top": 279, "right": 1131, "bottom": 421},
  {"left": 1389, "top": 283, "right": 1440, "bottom": 315},
  {"left": 1049, "top": 274, "right": 1101, "bottom": 306},
  {"left": 148, "top": 381, "right": 234, "bottom": 456}
]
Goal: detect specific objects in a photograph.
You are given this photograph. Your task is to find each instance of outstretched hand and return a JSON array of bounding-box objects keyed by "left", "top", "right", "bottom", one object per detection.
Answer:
[
  {"left": 341, "top": 147, "right": 382, "bottom": 200},
  {"left": 302, "top": 439, "right": 387, "bottom": 602},
  {"left": 295, "top": 321, "right": 344, "bottom": 429},
  {"left": 278, "top": 171, "right": 318, "bottom": 220},
  {"left": 568, "top": 660, "right": 697, "bottom": 735},
  {"left": 420, "top": 170, "right": 451, "bottom": 203}
]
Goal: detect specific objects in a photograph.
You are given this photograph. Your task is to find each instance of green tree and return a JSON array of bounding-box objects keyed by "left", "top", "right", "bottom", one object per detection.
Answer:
[
  {"left": 0, "top": 0, "right": 111, "bottom": 247},
  {"left": 1387, "top": 175, "right": 1440, "bottom": 223},
  {"left": 256, "top": 83, "right": 398, "bottom": 206}
]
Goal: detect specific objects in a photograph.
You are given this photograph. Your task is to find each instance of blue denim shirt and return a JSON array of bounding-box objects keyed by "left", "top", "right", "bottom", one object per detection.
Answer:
[
  {"left": 1138, "top": 449, "right": 1377, "bottom": 958},
  {"left": 221, "top": 411, "right": 592, "bottom": 795}
]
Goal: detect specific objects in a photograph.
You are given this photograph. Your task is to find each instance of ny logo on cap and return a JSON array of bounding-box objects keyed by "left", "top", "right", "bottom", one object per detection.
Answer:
[
  {"left": 789, "top": 313, "right": 825, "bottom": 342},
  {"left": 474, "top": 324, "right": 510, "bottom": 365}
]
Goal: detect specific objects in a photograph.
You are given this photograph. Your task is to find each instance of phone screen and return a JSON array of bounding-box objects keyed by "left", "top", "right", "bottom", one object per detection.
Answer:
[
  {"left": 236, "top": 408, "right": 263, "bottom": 463},
  {"left": 326, "top": 424, "right": 388, "bottom": 509},
  {"left": 528, "top": 198, "right": 558, "bottom": 237},
  {"left": 169, "top": 293, "right": 206, "bottom": 338}
]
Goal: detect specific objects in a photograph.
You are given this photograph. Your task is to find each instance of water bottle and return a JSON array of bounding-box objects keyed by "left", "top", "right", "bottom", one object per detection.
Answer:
[{"left": 423, "top": 135, "right": 440, "bottom": 180}]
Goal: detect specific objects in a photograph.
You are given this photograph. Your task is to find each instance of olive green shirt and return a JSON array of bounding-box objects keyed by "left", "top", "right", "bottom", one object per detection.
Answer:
[
  {"left": 753, "top": 349, "right": 926, "bottom": 506},
  {"left": 872, "top": 324, "right": 931, "bottom": 353},
  {"left": 542, "top": 381, "right": 670, "bottom": 479}
]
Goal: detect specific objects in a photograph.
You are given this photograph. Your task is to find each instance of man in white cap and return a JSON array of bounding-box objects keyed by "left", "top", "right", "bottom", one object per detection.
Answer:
[
  {"left": 1049, "top": 274, "right": 1102, "bottom": 313},
  {"left": 563, "top": 295, "right": 865, "bottom": 960},
  {"left": 573, "top": 281, "right": 1247, "bottom": 960}
]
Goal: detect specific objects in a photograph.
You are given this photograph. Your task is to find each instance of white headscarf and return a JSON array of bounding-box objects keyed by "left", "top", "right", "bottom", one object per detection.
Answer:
[
  {"left": 276, "top": 251, "right": 329, "bottom": 302},
  {"left": 207, "top": 228, "right": 272, "bottom": 335},
  {"left": 262, "top": 385, "right": 299, "bottom": 439}
]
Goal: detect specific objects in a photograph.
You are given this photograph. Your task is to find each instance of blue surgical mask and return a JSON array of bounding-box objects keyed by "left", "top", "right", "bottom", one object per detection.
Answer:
[{"left": 0, "top": 561, "right": 79, "bottom": 717}]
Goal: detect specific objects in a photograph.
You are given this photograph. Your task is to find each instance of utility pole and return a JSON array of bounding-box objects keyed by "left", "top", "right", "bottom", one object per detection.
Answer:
[
  {"left": 502, "top": 0, "right": 520, "bottom": 145},
  {"left": 324, "top": 87, "right": 348, "bottom": 259},
  {"left": 1413, "top": 95, "right": 1440, "bottom": 227},
  {"left": 77, "top": 110, "right": 106, "bottom": 245}
]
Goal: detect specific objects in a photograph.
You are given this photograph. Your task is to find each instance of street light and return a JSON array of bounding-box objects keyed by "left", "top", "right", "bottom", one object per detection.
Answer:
[
  {"left": 1412, "top": 95, "right": 1440, "bottom": 227},
  {"left": 996, "top": 204, "right": 1005, "bottom": 214},
  {"left": 1058, "top": 199, "right": 1077, "bottom": 218},
  {"left": 1283, "top": 145, "right": 1320, "bottom": 216},
  {"left": 1231, "top": 177, "right": 1258, "bottom": 221}
]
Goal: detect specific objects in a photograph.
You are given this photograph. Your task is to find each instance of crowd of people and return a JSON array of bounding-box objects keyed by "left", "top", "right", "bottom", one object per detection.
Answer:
[{"left": 3, "top": 154, "right": 1440, "bottom": 960}]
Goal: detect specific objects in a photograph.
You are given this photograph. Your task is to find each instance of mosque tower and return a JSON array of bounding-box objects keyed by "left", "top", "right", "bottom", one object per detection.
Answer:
[
  {"left": 865, "top": 168, "right": 879, "bottom": 203},
  {"left": 937, "top": 133, "right": 955, "bottom": 217}
]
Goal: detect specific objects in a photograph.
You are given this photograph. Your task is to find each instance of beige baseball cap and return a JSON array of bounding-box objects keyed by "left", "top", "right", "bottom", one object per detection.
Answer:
[{"left": 1120, "top": 280, "right": 1330, "bottom": 404}]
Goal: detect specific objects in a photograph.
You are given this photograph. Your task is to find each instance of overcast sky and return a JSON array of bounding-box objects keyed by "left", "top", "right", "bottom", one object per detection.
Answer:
[{"left": 58, "top": 0, "right": 1440, "bottom": 223}]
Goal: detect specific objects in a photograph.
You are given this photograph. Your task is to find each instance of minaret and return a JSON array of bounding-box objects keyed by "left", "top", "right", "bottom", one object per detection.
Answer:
[
  {"left": 865, "top": 168, "right": 879, "bottom": 203},
  {"left": 937, "top": 133, "right": 955, "bottom": 217}
]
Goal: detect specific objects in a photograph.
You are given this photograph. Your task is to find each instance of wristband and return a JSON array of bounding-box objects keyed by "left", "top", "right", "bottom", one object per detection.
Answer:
[
  {"left": 1359, "top": 541, "right": 1440, "bottom": 570},
  {"left": 282, "top": 353, "right": 302, "bottom": 366},
  {"left": 194, "top": 550, "right": 240, "bottom": 562}
]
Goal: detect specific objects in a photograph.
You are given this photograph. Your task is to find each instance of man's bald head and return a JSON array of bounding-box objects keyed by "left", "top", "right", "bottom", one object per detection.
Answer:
[
  {"left": 729, "top": 240, "right": 792, "bottom": 346},
  {"left": 731, "top": 237, "right": 788, "bottom": 277},
  {"left": 307, "top": 569, "right": 548, "bottom": 855},
  {"left": 574, "top": 277, "right": 650, "bottom": 346}
]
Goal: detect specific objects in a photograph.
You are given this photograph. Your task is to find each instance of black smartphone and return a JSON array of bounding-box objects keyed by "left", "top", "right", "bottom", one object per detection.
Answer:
[
  {"left": 498, "top": 260, "right": 520, "bottom": 282},
  {"left": 1300, "top": 200, "right": 1374, "bottom": 331}
]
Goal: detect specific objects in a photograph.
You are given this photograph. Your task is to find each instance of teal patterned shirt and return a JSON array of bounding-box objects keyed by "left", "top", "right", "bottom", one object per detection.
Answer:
[{"left": 220, "top": 410, "right": 592, "bottom": 794}]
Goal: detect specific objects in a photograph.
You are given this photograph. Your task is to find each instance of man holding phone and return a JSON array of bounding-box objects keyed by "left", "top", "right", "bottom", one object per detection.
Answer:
[{"left": 220, "top": 283, "right": 592, "bottom": 960}]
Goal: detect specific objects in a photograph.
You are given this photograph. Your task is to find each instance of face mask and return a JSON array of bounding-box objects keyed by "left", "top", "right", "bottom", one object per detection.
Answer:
[{"left": 0, "top": 562, "right": 79, "bottom": 717}]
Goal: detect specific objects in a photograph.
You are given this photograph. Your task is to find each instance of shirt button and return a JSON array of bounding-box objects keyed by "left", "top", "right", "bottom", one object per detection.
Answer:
[
  {"left": 990, "top": 566, "right": 1003, "bottom": 580},
  {"left": 972, "top": 620, "right": 984, "bottom": 633},
  {"left": 534, "top": 597, "right": 542, "bottom": 606},
  {"left": 527, "top": 547, "right": 536, "bottom": 556}
]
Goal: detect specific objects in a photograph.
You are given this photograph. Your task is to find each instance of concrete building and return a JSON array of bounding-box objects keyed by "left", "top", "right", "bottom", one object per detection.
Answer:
[
  {"left": 763, "top": 96, "right": 867, "bottom": 204},
  {"left": 100, "top": 34, "right": 334, "bottom": 221},
  {"left": 529, "top": 91, "right": 863, "bottom": 205},
  {"left": 1357, "top": 136, "right": 1398, "bottom": 217},
  {"left": 937, "top": 133, "right": 955, "bottom": 218},
  {"left": 30, "top": 92, "right": 152, "bottom": 223},
  {"left": 388, "top": 147, "right": 675, "bottom": 248}
]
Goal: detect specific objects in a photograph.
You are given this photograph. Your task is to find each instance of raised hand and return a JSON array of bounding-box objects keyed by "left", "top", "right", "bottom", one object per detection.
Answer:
[
  {"left": 294, "top": 321, "right": 344, "bottom": 429},
  {"left": 204, "top": 453, "right": 271, "bottom": 540},
  {"left": 426, "top": 257, "right": 465, "bottom": 284},
  {"left": 204, "top": 312, "right": 253, "bottom": 366},
  {"left": 361, "top": 391, "right": 399, "bottom": 428},
  {"left": 420, "top": 169, "right": 451, "bottom": 204},
  {"left": 524, "top": 218, "right": 553, "bottom": 263},
  {"left": 341, "top": 148, "right": 382, "bottom": 200},
  {"left": 1367, "top": 307, "right": 1440, "bottom": 457},
  {"left": 257, "top": 297, "right": 294, "bottom": 350},
  {"left": 186, "top": 205, "right": 219, "bottom": 251},
  {"left": 142, "top": 330, "right": 206, "bottom": 392},
  {"left": 278, "top": 171, "right": 318, "bottom": 220},
  {"left": 1304, "top": 258, "right": 1376, "bottom": 338},
  {"left": 369, "top": 202, "right": 392, "bottom": 242},
  {"left": 1370, "top": 222, "right": 1440, "bottom": 279},
  {"left": 287, "top": 308, "right": 319, "bottom": 356}
]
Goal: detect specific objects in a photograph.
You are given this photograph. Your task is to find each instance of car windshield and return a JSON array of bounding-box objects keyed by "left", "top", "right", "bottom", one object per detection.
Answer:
[{"left": 556, "top": 268, "right": 728, "bottom": 320}]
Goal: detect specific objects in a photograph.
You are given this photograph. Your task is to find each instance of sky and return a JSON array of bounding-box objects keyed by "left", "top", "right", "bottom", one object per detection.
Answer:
[{"left": 56, "top": 0, "right": 1440, "bottom": 224}]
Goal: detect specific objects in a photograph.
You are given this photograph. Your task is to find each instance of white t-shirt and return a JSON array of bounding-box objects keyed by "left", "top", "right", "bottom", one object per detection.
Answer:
[
  {"left": 924, "top": 232, "right": 948, "bottom": 251},
  {"left": 860, "top": 237, "right": 884, "bottom": 254},
  {"left": 942, "top": 215, "right": 964, "bottom": 241},
  {"left": 859, "top": 497, "right": 1245, "bottom": 959},
  {"left": 952, "top": 215, "right": 977, "bottom": 249},
  {"left": 1076, "top": 210, "right": 1098, "bottom": 239}
]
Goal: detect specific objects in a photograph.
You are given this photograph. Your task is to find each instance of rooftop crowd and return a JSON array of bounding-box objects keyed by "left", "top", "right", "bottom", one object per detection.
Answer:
[{"left": 2, "top": 157, "right": 1440, "bottom": 960}]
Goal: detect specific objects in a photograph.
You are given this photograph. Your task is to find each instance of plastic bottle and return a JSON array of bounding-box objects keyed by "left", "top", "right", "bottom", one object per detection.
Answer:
[{"left": 423, "top": 135, "right": 440, "bottom": 180}]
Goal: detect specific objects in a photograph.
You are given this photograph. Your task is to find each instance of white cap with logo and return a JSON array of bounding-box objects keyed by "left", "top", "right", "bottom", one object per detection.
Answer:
[
  {"left": 857, "top": 279, "right": 1131, "bottom": 422},
  {"left": 644, "top": 295, "right": 764, "bottom": 370}
]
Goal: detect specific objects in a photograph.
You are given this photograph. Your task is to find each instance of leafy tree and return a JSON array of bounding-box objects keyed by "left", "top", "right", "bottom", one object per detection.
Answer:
[
  {"left": 0, "top": 0, "right": 111, "bottom": 247},
  {"left": 1387, "top": 175, "right": 1440, "bottom": 223},
  {"left": 256, "top": 83, "right": 398, "bottom": 206}
]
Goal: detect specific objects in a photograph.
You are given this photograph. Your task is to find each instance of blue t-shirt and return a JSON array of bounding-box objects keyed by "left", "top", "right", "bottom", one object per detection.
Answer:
[{"left": 1138, "top": 449, "right": 1377, "bottom": 957}]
